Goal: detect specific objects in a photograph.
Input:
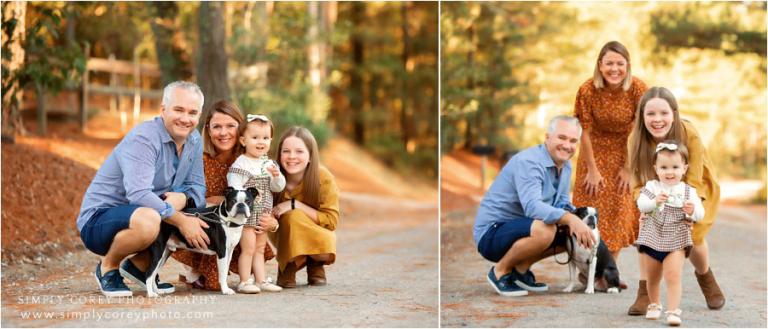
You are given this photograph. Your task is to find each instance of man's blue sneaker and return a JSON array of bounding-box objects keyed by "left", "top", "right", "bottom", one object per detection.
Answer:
[
  {"left": 512, "top": 268, "right": 549, "bottom": 292},
  {"left": 94, "top": 262, "right": 132, "bottom": 297},
  {"left": 120, "top": 259, "right": 175, "bottom": 294},
  {"left": 486, "top": 267, "right": 528, "bottom": 297}
]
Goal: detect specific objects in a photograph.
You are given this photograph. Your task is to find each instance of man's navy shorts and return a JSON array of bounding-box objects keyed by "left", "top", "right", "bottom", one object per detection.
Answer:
[
  {"left": 80, "top": 205, "right": 141, "bottom": 256},
  {"left": 477, "top": 218, "right": 568, "bottom": 263}
]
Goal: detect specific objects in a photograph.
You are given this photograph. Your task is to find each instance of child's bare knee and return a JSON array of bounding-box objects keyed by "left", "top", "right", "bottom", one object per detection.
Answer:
[
  {"left": 240, "top": 243, "right": 255, "bottom": 256},
  {"left": 253, "top": 236, "right": 267, "bottom": 253}
]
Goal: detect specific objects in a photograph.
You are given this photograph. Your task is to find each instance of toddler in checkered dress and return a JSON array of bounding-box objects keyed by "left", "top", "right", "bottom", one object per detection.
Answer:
[
  {"left": 635, "top": 140, "right": 704, "bottom": 326},
  {"left": 227, "top": 114, "right": 285, "bottom": 294}
]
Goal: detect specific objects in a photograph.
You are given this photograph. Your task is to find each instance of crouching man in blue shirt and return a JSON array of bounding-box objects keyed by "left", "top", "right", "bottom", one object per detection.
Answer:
[
  {"left": 473, "top": 115, "right": 596, "bottom": 297},
  {"left": 77, "top": 81, "right": 210, "bottom": 297}
]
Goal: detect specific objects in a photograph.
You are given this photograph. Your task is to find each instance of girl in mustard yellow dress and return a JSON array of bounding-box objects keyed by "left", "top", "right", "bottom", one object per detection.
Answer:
[{"left": 270, "top": 126, "right": 340, "bottom": 288}]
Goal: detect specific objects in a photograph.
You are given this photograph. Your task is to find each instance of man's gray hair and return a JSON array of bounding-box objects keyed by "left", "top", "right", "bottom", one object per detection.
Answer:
[
  {"left": 547, "top": 115, "right": 582, "bottom": 138},
  {"left": 162, "top": 81, "right": 204, "bottom": 109}
]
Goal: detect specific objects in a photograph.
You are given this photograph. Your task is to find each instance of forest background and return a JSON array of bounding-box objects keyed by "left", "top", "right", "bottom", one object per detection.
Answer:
[
  {"left": 2, "top": 1, "right": 438, "bottom": 181},
  {"left": 441, "top": 1, "right": 767, "bottom": 199}
]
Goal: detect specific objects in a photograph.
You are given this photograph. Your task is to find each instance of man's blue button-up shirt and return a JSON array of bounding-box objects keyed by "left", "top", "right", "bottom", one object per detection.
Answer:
[
  {"left": 473, "top": 144, "right": 575, "bottom": 245},
  {"left": 77, "top": 116, "right": 206, "bottom": 231}
]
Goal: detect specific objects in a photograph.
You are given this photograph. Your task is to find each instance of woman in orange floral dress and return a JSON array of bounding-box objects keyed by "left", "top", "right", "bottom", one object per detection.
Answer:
[
  {"left": 171, "top": 100, "right": 277, "bottom": 291},
  {"left": 572, "top": 41, "right": 648, "bottom": 280}
]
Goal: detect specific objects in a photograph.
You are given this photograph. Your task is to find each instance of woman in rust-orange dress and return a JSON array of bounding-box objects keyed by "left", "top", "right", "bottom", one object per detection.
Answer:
[
  {"left": 572, "top": 41, "right": 648, "bottom": 268},
  {"left": 171, "top": 100, "right": 276, "bottom": 291}
]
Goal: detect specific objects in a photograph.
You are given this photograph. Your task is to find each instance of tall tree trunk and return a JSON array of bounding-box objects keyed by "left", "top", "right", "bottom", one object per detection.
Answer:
[
  {"left": 197, "top": 1, "right": 230, "bottom": 114},
  {"left": 65, "top": 3, "right": 78, "bottom": 115},
  {"left": 150, "top": 2, "right": 192, "bottom": 86},
  {"left": 463, "top": 24, "right": 476, "bottom": 149},
  {"left": 324, "top": 2, "right": 337, "bottom": 80},
  {"left": 230, "top": 2, "right": 271, "bottom": 91},
  {"left": 400, "top": 2, "right": 412, "bottom": 152},
  {"left": 307, "top": 1, "right": 328, "bottom": 122},
  {"left": 1, "top": 1, "right": 27, "bottom": 140},
  {"left": 246, "top": 2, "right": 271, "bottom": 63},
  {"left": 349, "top": 2, "right": 365, "bottom": 145}
]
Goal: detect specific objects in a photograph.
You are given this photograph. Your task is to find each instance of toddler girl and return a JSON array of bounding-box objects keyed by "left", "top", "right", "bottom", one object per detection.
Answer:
[
  {"left": 228, "top": 114, "right": 285, "bottom": 293},
  {"left": 635, "top": 140, "right": 704, "bottom": 326}
]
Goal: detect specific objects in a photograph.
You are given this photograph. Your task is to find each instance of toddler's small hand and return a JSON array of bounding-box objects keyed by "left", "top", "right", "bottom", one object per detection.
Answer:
[
  {"left": 655, "top": 192, "right": 669, "bottom": 205},
  {"left": 682, "top": 200, "right": 695, "bottom": 216},
  {"left": 267, "top": 164, "right": 279, "bottom": 177}
]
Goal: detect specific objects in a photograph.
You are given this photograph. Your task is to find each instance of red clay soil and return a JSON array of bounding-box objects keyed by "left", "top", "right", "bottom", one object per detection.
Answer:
[
  {"left": 1, "top": 142, "right": 95, "bottom": 263},
  {"left": 440, "top": 149, "right": 501, "bottom": 213}
]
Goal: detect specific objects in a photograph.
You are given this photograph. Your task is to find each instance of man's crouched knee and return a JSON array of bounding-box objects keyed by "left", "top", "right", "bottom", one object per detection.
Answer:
[
  {"left": 529, "top": 220, "right": 556, "bottom": 245},
  {"left": 130, "top": 207, "right": 162, "bottom": 243}
]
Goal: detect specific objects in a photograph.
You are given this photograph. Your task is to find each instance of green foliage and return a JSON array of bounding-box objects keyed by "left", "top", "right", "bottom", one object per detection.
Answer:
[
  {"left": 331, "top": 2, "right": 438, "bottom": 179},
  {"left": 69, "top": 2, "right": 150, "bottom": 59},
  {"left": 366, "top": 132, "right": 437, "bottom": 179},
  {"left": 650, "top": 2, "right": 767, "bottom": 56},
  {"left": 234, "top": 73, "right": 331, "bottom": 150},
  {"left": 441, "top": 2, "right": 582, "bottom": 154},
  {"left": 226, "top": 2, "right": 438, "bottom": 180},
  {"left": 2, "top": 3, "right": 85, "bottom": 109}
]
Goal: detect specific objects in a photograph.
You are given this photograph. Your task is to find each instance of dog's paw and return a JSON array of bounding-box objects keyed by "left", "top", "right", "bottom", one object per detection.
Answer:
[
  {"left": 563, "top": 285, "right": 575, "bottom": 293},
  {"left": 584, "top": 288, "right": 595, "bottom": 294},
  {"left": 607, "top": 287, "right": 619, "bottom": 294},
  {"left": 147, "top": 291, "right": 159, "bottom": 298},
  {"left": 222, "top": 287, "right": 236, "bottom": 295}
]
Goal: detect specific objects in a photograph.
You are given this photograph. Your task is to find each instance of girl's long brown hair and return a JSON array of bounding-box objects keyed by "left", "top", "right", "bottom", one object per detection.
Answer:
[
  {"left": 628, "top": 87, "right": 688, "bottom": 185},
  {"left": 275, "top": 126, "right": 321, "bottom": 208}
]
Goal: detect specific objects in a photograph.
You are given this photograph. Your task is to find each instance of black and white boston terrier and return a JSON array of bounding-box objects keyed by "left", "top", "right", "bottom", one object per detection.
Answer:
[
  {"left": 144, "top": 187, "right": 259, "bottom": 297},
  {"left": 562, "top": 207, "right": 621, "bottom": 294}
]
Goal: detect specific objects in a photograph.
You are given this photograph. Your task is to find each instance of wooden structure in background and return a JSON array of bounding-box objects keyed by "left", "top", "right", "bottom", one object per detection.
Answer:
[{"left": 79, "top": 46, "right": 163, "bottom": 132}]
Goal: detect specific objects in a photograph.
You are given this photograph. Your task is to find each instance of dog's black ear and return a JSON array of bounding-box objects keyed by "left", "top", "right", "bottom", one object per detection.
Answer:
[
  {"left": 225, "top": 186, "right": 235, "bottom": 195},
  {"left": 572, "top": 207, "right": 585, "bottom": 217},
  {"left": 246, "top": 187, "right": 259, "bottom": 197}
]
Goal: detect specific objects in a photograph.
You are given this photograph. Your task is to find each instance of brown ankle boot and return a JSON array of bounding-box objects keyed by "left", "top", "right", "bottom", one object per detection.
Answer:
[
  {"left": 277, "top": 262, "right": 297, "bottom": 288},
  {"left": 627, "top": 280, "right": 649, "bottom": 315},
  {"left": 695, "top": 267, "right": 725, "bottom": 309},
  {"left": 307, "top": 258, "right": 327, "bottom": 286}
]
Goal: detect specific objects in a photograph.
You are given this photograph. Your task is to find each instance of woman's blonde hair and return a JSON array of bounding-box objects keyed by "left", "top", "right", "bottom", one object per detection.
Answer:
[
  {"left": 628, "top": 87, "right": 688, "bottom": 185},
  {"left": 202, "top": 100, "right": 245, "bottom": 157},
  {"left": 592, "top": 41, "right": 633, "bottom": 91},
  {"left": 275, "top": 126, "right": 321, "bottom": 208}
]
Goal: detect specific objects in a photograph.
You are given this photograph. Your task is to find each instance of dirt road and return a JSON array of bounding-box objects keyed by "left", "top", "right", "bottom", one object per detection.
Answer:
[
  {"left": 2, "top": 192, "right": 438, "bottom": 327},
  {"left": 441, "top": 204, "right": 766, "bottom": 327}
]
